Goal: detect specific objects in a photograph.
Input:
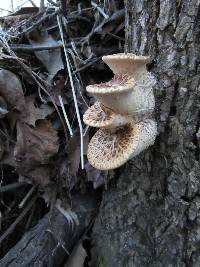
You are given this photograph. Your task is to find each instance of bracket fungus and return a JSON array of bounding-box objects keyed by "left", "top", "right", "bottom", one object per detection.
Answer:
[
  {"left": 87, "top": 119, "right": 157, "bottom": 170},
  {"left": 86, "top": 53, "right": 156, "bottom": 115},
  {"left": 87, "top": 73, "right": 155, "bottom": 115},
  {"left": 84, "top": 53, "right": 157, "bottom": 170},
  {"left": 83, "top": 101, "right": 132, "bottom": 128},
  {"left": 102, "top": 53, "right": 150, "bottom": 79}
]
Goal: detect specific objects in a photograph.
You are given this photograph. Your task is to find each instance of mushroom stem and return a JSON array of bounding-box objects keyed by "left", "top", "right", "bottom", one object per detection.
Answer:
[
  {"left": 89, "top": 73, "right": 155, "bottom": 115},
  {"left": 108, "top": 128, "right": 118, "bottom": 134},
  {"left": 87, "top": 119, "right": 157, "bottom": 170},
  {"left": 83, "top": 101, "right": 133, "bottom": 128}
]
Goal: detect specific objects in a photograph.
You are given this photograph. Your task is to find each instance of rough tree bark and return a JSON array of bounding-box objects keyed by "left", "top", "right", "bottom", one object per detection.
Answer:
[{"left": 91, "top": 0, "right": 200, "bottom": 266}]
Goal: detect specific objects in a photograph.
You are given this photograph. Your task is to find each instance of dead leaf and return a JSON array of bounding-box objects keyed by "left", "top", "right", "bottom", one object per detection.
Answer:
[
  {"left": 41, "top": 184, "right": 57, "bottom": 205},
  {"left": 18, "top": 166, "right": 51, "bottom": 186},
  {"left": 59, "top": 158, "right": 77, "bottom": 190},
  {"left": 47, "top": 74, "right": 67, "bottom": 106},
  {"left": 65, "top": 242, "right": 87, "bottom": 267},
  {"left": 0, "top": 68, "right": 25, "bottom": 112},
  {"left": 28, "top": 31, "right": 64, "bottom": 80},
  {"left": 1, "top": 145, "right": 16, "bottom": 167},
  {"left": 20, "top": 94, "right": 54, "bottom": 126},
  {"left": 14, "top": 120, "right": 59, "bottom": 166}
]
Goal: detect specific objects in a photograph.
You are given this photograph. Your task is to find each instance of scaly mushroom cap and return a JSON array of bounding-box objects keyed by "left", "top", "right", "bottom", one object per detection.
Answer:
[
  {"left": 83, "top": 101, "right": 132, "bottom": 128},
  {"left": 87, "top": 119, "right": 157, "bottom": 170},
  {"left": 102, "top": 53, "right": 150, "bottom": 77},
  {"left": 86, "top": 74, "right": 135, "bottom": 95}
]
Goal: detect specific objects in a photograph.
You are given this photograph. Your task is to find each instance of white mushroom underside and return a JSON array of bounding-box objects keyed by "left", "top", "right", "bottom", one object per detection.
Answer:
[
  {"left": 102, "top": 53, "right": 150, "bottom": 76},
  {"left": 88, "top": 73, "right": 156, "bottom": 115},
  {"left": 87, "top": 74, "right": 135, "bottom": 94},
  {"left": 83, "top": 101, "right": 132, "bottom": 128},
  {"left": 87, "top": 119, "right": 157, "bottom": 170}
]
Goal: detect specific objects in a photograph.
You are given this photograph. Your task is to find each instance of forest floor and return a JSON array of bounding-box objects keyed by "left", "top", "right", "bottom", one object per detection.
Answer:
[{"left": 0, "top": 1, "right": 124, "bottom": 266}]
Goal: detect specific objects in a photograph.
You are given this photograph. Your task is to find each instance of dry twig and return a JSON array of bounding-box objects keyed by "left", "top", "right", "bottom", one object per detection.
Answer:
[
  {"left": 0, "top": 196, "right": 37, "bottom": 245},
  {"left": 57, "top": 15, "right": 84, "bottom": 169},
  {"left": 59, "top": 95, "right": 73, "bottom": 137}
]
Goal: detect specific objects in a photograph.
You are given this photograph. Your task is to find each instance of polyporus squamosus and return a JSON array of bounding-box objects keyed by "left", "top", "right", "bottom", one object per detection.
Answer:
[
  {"left": 87, "top": 119, "right": 157, "bottom": 170},
  {"left": 102, "top": 53, "right": 150, "bottom": 79},
  {"left": 86, "top": 54, "right": 156, "bottom": 115},
  {"left": 84, "top": 53, "right": 157, "bottom": 170},
  {"left": 83, "top": 101, "right": 132, "bottom": 128}
]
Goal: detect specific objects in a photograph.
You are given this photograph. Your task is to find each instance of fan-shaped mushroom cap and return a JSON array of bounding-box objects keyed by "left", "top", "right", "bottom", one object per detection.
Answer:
[
  {"left": 86, "top": 73, "right": 156, "bottom": 115},
  {"left": 83, "top": 101, "right": 132, "bottom": 128},
  {"left": 87, "top": 119, "right": 157, "bottom": 170},
  {"left": 102, "top": 53, "right": 150, "bottom": 79},
  {"left": 87, "top": 74, "right": 135, "bottom": 95}
]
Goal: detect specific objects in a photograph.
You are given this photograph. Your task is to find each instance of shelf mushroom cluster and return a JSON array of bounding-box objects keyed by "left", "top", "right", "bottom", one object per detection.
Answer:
[{"left": 83, "top": 53, "right": 157, "bottom": 170}]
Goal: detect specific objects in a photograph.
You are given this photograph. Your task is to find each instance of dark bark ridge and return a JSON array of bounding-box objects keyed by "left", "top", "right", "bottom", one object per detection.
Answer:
[{"left": 91, "top": 0, "right": 200, "bottom": 266}]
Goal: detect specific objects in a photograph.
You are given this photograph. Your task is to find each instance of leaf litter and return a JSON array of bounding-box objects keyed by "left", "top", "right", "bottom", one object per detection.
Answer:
[{"left": 0, "top": 0, "right": 124, "bottom": 265}]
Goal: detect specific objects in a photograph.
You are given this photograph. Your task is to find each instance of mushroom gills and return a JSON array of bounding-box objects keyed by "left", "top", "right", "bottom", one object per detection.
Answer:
[{"left": 87, "top": 119, "right": 157, "bottom": 170}]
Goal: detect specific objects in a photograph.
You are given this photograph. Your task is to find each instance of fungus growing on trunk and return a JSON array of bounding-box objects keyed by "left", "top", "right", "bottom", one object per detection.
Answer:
[
  {"left": 86, "top": 72, "right": 155, "bottom": 115},
  {"left": 83, "top": 101, "right": 132, "bottom": 128},
  {"left": 102, "top": 53, "right": 150, "bottom": 79},
  {"left": 84, "top": 53, "right": 157, "bottom": 170},
  {"left": 87, "top": 119, "right": 157, "bottom": 170}
]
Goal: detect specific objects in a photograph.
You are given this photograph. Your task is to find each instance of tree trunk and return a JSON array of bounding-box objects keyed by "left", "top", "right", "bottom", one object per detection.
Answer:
[{"left": 91, "top": 0, "right": 200, "bottom": 266}]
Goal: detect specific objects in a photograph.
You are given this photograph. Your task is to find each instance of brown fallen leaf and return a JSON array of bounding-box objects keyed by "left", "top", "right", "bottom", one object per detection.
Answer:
[
  {"left": 1, "top": 145, "right": 16, "bottom": 167},
  {"left": 47, "top": 74, "right": 67, "bottom": 106},
  {"left": 0, "top": 68, "right": 25, "bottom": 112},
  {"left": 59, "top": 158, "right": 77, "bottom": 191},
  {"left": 28, "top": 31, "right": 64, "bottom": 80},
  {"left": 14, "top": 120, "right": 59, "bottom": 166},
  {"left": 20, "top": 94, "right": 54, "bottom": 126},
  {"left": 18, "top": 166, "right": 51, "bottom": 186}
]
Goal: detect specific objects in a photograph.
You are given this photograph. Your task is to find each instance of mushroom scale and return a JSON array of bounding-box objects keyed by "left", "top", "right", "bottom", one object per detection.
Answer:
[
  {"left": 87, "top": 74, "right": 135, "bottom": 94},
  {"left": 84, "top": 53, "right": 157, "bottom": 170},
  {"left": 87, "top": 119, "right": 157, "bottom": 170},
  {"left": 86, "top": 72, "right": 156, "bottom": 115},
  {"left": 83, "top": 101, "right": 132, "bottom": 128}
]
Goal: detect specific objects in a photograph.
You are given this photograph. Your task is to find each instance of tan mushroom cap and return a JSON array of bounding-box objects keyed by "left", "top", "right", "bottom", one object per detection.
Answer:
[
  {"left": 83, "top": 101, "right": 132, "bottom": 128},
  {"left": 87, "top": 119, "right": 157, "bottom": 170},
  {"left": 102, "top": 53, "right": 150, "bottom": 76},
  {"left": 86, "top": 74, "right": 135, "bottom": 95}
]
